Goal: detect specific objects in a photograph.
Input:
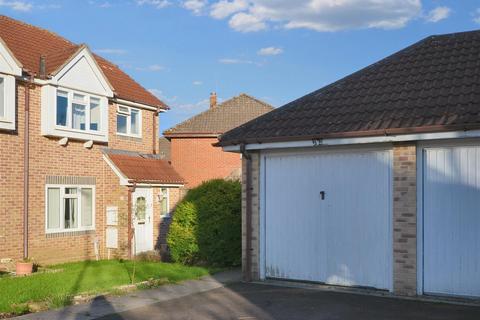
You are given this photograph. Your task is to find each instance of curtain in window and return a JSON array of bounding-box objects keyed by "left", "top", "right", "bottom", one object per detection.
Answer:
[
  {"left": 90, "top": 98, "right": 101, "bottom": 131},
  {"left": 47, "top": 188, "right": 60, "bottom": 229},
  {"left": 131, "top": 110, "right": 139, "bottom": 134},
  {"left": 65, "top": 188, "right": 78, "bottom": 229},
  {"left": 72, "top": 104, "right": 86, "bottom": 130},
  {"left": 81, "top": 188, "right": 93, "bottom": 227},
  {"left": 0, "top": 78, "right": 4, "bottom": 118}
]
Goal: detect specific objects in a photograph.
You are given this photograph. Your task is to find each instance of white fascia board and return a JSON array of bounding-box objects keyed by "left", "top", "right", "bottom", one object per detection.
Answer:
[
  {"left": 223, "top": 129, "right": 480, "bottom": 152},
  {"left": 51, "top": 46, "right": 114, "bottom": 97},
  {"left": 0, "top": 38, "right": 22, "bottom": 76},
  {"left": 134, "top": 183, "right": 184, "bottom": 188},
  {"left": 114, "top": 98, "right": 161, "bottom": 111}
]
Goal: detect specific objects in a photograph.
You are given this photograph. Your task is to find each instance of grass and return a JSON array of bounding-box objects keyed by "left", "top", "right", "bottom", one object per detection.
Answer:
[{"left": 0, "top": 260, "right": 213, "bottom": 315}]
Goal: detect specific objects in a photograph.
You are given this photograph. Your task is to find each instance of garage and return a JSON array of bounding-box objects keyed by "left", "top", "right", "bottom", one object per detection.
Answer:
[
  {"left": 422, "top": 145, "right": 480, "bottom": 297},
  {"left": 263, "top": 149, "right": 393, "bottom": 290}
]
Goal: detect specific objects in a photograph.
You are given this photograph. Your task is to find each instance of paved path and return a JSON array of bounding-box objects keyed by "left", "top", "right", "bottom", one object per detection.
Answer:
[{"left": 15, "top": 269, "right": 241, "bottom": 320}]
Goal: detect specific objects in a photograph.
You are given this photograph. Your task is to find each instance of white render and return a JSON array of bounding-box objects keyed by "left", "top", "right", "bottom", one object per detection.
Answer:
[{"left": 261, "top": 148, "right": 393, "bottom": 290}]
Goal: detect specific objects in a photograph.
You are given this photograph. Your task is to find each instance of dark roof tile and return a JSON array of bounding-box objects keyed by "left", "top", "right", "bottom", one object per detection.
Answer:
[{"left": 219, "top": 30, "right": 480, "bottom": 146}]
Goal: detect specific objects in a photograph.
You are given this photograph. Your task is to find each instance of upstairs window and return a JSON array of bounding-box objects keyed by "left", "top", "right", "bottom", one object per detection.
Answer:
[
  {"left": 55, "top": 89, "right": 102, "bottom": 132},
  {"left": 116, "top": 105, "right": 141, "bottom": 137},
  {"left": 0, "top": 77, "right": 4, "bottom": 118}
]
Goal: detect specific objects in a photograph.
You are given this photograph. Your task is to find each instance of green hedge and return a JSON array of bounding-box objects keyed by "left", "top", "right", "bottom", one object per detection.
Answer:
[{"left": 167, "top": 179, "right": 241, "bottom": 267}]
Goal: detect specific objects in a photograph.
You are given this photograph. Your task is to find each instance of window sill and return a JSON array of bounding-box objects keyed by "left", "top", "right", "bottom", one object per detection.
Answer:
[
  {"left": 42, "top": 126, "right": 108, "bottom": 143},
  {"left": 116, "top": 132, "right": 142, "bottom": 139},
  {"left": 46, "top": 229, "right": 95, "bottom": 238}
]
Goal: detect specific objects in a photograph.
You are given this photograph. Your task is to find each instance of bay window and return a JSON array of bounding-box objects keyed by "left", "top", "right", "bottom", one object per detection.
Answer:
[
  {"left": 116, "top": 105, "right": 141, "bottom": 137},
  {"left": 0, "top": 77, "right": 4, "bottom": 118},
  {"left": 55, "top": 89, "right": 102, "bottom": 132},
  {"left": 46, "top": 185, "right": 95, "bottom": 233}
]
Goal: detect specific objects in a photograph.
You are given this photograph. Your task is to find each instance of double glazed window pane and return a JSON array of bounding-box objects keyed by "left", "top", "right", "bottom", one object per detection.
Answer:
[
  {"left": 0, "top": 78, "right": 4, "bottom": 118},
  {"left": 56, "top": 91, "right": 68, "bottom": 126},
  {"left": 131, "top": 110, "right": 139, "bottom": 135},
  {"left": 64, "top": 197, "right": 78, "bottom": 229},
  {"left": 47, "top": 188, "right": 60, "bottom": 229},
  {"left": 160, "top": 189, "right": 168, "bottom": 216},
  {"left": 72, "top": 103, "right": 86, "bottom": 130},
  {"left": 81, "top": 189, "right": 93, "bottom": 227},
  {"left": 90, "top": 98, "right": 101, "bottom": 131},
  {"left": 117, "top": 114, "right": 127, "bottom": 134}
]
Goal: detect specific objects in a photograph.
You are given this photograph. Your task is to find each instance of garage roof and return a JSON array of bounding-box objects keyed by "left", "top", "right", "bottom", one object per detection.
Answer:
[{"left": 218, "top": 30, "right": 480, "bottom": 146}]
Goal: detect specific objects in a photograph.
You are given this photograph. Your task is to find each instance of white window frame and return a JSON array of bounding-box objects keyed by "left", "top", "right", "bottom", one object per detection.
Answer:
[
  {"left": 55, "top": 88, "right": 103, "bottom": 134},
  {"left": 0, "top": 74, "right": 16, "bottom": 131},
  {"left": 159, "top": 188, "right": 170, "bottom": 218},
  {"left": 45, "top": 184, "right": 96, "bottom": 234},
  {"left": 116, "top": 105, "right": 142, "bottom": 138}
]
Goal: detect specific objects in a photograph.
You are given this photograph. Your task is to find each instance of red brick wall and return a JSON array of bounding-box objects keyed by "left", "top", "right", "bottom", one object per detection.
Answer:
[
  {"left": 0, "top": 82, "right": 158, "bottom": 265},
  {"left": 170, "top": 137, "right": 241, "bottom": 188}
]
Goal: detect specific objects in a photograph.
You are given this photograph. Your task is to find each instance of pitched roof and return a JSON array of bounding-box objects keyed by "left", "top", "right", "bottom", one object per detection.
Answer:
[
  {"left": 158, "top": 137, "right": 171, "bottom": 160},
  {"left": 0, "top": 15, "right": 166, "bottom": 109},
  {"left": 104, "top": 149, "right": 184, "bottom": 185},
  {"left": 163, "top": 94, "right": 274, "bottom": 137},
  {"left": 218, "top": 30, "right": 480, "bottom": 146}
]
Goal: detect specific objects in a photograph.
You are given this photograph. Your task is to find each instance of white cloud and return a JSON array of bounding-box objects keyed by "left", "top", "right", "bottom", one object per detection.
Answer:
[
  {"left": 229, "top": 12, "right": 267, "bottom": 32},
  {"left": 0, "top": 0, "right": 32, "bottom": 11},
  {"left": 219, "top": 58, "right": 253, "bottom": 64},
  {"left": 210, "top": 0, "right": 248, "bottom": 19},
  {"left": 95, "top": 48, "right": 128, "bottom": 55},
  {"left": 193, "top": 80, "right": 203, "bottom": 85},
  {"left": 258, "top": 46, "right": 283, "bottom": 56},
  {"left": 203, "top": 0, "right": 422, "bottom": 33},
  {"left": 182, "top": 0, "right": 208, "bottom": 15},
  {"left": 473, "top": 8, "right": 480, "bottom": 24},
  {"left": 136, "top": 64, "right": 165, "bottom": 71},
  {"left": 136, "top": 0, "right": 171, "bottom": 9},
  {"left": 425, "top": 6, "right": 450, "bottom": 23},
  {"left": 148, "top": 89, "right": 178, "bottom": 104}
]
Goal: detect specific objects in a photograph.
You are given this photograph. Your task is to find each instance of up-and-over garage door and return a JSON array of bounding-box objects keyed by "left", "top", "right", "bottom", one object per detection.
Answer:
[
  {"left": 264, "top": 149, "right": 392, "bottom": 290},
  {"left": 422, "top": 146, "right": 480, "bottom": 297}
]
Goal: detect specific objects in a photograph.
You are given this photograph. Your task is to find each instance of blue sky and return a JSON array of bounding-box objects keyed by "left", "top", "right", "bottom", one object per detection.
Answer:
[{"left": 1, "top": 0, "right": 480, "bottom": 133}]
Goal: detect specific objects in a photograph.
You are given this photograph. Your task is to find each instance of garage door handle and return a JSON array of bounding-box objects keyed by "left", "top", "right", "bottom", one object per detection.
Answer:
[{"left": 320, "top": 191, "right": 326, "bottom": 200}]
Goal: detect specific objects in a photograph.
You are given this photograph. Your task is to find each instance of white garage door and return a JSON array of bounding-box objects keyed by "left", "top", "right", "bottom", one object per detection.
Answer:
[
  {"left": 423, "top": 146, "right": 480, "bottom": 297},
  {"left": 264, "top": 149, "right": 392, "bottom": 290}
]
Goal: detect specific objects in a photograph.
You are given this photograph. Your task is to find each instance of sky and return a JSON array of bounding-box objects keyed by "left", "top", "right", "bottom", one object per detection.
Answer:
[{"left": 1, "top": 0, "right": 480, "bottom": 133}]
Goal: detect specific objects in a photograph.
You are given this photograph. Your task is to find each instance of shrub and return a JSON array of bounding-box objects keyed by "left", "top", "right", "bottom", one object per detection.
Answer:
[{"left": 167, "top": 179, "right": 241, "bottom": 267}]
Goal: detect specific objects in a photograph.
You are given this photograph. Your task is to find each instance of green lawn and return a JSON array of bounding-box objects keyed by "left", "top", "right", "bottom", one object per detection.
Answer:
[{"left": 0, "top": 260, "right": 212, "bottom": 315}]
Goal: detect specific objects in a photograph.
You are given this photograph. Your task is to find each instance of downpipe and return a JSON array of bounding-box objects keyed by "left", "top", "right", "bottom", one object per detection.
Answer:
[{"left": 23, "top": 73, "right": 34, "bottom": 259}]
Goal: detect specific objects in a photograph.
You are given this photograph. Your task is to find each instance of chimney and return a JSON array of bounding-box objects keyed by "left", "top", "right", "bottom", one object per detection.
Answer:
[
  {"left": 39, "top": 55, "right": 46, "bottom": 79},
  {"left": 210, "top": 92, "right": 217, "bottom": 109}
]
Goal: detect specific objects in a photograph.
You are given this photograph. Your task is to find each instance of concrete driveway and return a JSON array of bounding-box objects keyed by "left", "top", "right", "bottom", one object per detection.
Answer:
[{"left": 99, "top": 282, "right": 480, "bottom": 320}]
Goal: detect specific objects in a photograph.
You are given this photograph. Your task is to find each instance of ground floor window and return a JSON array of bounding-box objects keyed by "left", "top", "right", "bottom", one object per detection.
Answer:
[
  {"left": 159, "top": 188, "right": 169, "bottom": 217},
  {"left": 46, "top": 185, "right": 95, "bottom": 233}
]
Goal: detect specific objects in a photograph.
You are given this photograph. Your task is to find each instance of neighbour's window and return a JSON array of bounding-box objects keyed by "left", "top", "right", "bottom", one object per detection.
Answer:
[
  {"left": 55, "top": 89, "right": 102, "bottom": 132},
  {"left": 46, "top": 185, "right": 95, "bottom": 232},
  {"left": 0, "top": 77, "right": 4, "bottom": 118},
  {"left": 116, "top": 105, "right": 141, "bottom": 137},
  {"left": 160, "top": 188, "right": 169, "bottom": 217}
]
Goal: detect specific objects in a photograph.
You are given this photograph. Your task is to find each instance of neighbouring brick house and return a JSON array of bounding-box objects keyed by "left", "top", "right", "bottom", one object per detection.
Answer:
[
  {"left": 218, "top": 30, "right": 480, "bottom": 299},
  {"left": 0, "top": 16, "right": 184, "bottom": 266},
  {"left": 163, "top": 93, "right": 273, "bottom": 188}
]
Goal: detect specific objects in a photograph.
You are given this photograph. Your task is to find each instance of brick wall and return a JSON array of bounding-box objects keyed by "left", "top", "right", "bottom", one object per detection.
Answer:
[
  {"left": 0, "top": 82, "right": 159, "bottom": 265},
  {"left": 392, "top": 143, "right": 417, "bottom": 296},
  {"left": 170, "top": 137, "right": 241, "bottom": 188},
  {"left": 241, "top": 152, "right": 260, "bottom": 281}
]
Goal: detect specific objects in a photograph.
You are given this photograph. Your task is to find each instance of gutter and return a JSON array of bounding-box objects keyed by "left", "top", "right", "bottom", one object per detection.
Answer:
[
  {"left": 23, "top": 73, "right": 34, "bottom": 259},
  {"left": 240, "top": 143, "right": 252, "bottom": 282}
]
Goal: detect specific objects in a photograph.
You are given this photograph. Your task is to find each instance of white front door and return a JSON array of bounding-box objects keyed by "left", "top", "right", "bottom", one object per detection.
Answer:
[
  {"left": 132, "top": 187, "right": 153, "bottom": 254},
  {"left": 422, "top": 146, "right": 480, "bottom": 297},
  {"left": 264, "top": 149, "right": 392, "bottom": 290}
]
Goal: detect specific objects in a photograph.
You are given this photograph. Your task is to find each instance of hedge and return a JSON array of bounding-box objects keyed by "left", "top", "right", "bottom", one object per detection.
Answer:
[{"left": 167, "top": 179, "right": 241, "bottom": 266}]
